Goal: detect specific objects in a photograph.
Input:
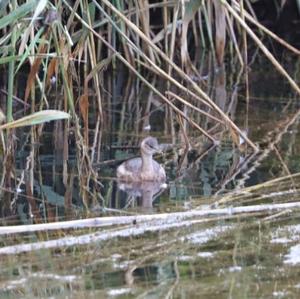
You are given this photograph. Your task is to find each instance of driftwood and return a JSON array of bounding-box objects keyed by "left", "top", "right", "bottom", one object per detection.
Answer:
[
  {"left": 0, "top": 201, "right": 300, "bottom": 255},
  {"left": 1, "top": 201, "right": 300, "bottom": 236}
]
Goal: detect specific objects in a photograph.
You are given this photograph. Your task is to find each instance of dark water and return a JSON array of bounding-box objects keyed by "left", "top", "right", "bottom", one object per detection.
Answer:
[{"left": 2, "top": 56, "right": 300, "bottom": 298}]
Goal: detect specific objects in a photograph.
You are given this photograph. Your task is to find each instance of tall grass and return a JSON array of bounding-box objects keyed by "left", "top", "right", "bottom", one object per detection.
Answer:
[
  {"left": 0, "top": 0, "right": 299, "bottom": 216},
  {"left": 1, "top": 0, "right": 299, "bottom": 143}
]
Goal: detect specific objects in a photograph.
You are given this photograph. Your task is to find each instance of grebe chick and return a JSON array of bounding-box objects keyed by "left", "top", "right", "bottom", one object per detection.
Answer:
[{"left": 117, "top": 137, "right": 166, "bottom": 182}]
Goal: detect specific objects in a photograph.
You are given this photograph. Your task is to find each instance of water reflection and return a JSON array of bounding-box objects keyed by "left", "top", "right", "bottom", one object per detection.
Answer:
[{"left": 117, "top": 181, "right": 167, "bottom": 209}]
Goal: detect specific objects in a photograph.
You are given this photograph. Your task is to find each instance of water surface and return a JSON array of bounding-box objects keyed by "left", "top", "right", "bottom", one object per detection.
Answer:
[{"left": 2, "top": 56, "right": 300, "bottom": 298}]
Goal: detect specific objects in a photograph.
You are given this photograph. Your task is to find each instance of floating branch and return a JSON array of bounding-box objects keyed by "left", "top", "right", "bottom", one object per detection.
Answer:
[
  {"left": 1, "top": 201, "right": 300, "bottom": 236},
  {"left": 1, "top": 201, "right": 300, "bottom": 254}
]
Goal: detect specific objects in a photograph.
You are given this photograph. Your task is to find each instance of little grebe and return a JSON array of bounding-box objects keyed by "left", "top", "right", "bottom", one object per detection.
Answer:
[{"left": 117, "top": 137, "right": 166, "bottom": 182}]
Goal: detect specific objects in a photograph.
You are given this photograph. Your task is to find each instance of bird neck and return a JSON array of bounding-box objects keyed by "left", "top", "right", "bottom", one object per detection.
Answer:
[{"left": 141, "top": 153, "right": 154, "bottom": 173}]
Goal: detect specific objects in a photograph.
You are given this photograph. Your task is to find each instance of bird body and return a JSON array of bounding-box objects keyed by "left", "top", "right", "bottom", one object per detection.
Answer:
[{"left": 117, "top": 137, "right": 166, "bottom": 182}]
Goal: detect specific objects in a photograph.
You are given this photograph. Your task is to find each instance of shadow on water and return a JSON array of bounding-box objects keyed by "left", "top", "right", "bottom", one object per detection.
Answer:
[{"left": 2, "top": 55, "right": 300, "bottom": 297}]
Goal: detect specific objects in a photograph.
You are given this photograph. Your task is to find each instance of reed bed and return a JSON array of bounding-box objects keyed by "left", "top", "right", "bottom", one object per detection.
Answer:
[{"left": 0, "top": 0, "right": 299, "bottom": 217}]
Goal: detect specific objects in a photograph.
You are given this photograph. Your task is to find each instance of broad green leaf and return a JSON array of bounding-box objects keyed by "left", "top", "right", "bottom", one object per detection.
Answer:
[{"left": 0, "top": 110, "right": 70, "bottom": 129}]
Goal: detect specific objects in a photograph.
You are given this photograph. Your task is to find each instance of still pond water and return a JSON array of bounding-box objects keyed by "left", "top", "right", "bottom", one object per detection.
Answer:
[{"left": 1, "top": 57, "right": 300, "bottom": 298}]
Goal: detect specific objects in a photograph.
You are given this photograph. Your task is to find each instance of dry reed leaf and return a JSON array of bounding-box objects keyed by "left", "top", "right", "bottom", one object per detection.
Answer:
[
  {"left": 79, "top": 94, "right": 88, "bottom": 124},
  {"left": 181, "top": 0, "right": 202, "bottom": 67},
  {"left": 232, "top": 0, "right": 300, "bottom": 55},
  {"left": 72, "top": 0, "right": 257, "bottom": 150},
  {"left": 0, "top": 109, "right": 6, "bottom": 124},
  {"left": 223, "top": 0, "right": 300, "bottom": 96},
  {"left": 214, "top": 0, "right": 226, "bottom": 66},
  {"left": 24, "top": 57, "right": 43, "bottom": 101},
  {"left": 0, "top": 110, "right": 70, "bottom": 129},
  {"left": 19, "top": 0, "right": 48, "bottom": 55},
  {"left": 60, "top": 38, "right": 70, "bottom": 70},
  {"left": 24, "top": 40, "right": 47, "bottom": 101},
  {"left": 229, "top": 126, "right": 248, "bottom": 152},
  {"left": 30, "top": 0, "right": 48, "bottom": 26},
  {"left": 46, "top": 57, "right": 58, "bottom": 86},
  {"left": 18, "top": 28, "right": 31, "bottom": 56},
  {"left": 229, "top": 125, "right": 240, "bottom": 148},
  {"left": 152, "top": 20, "right": 182, "bottom": 44}
]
